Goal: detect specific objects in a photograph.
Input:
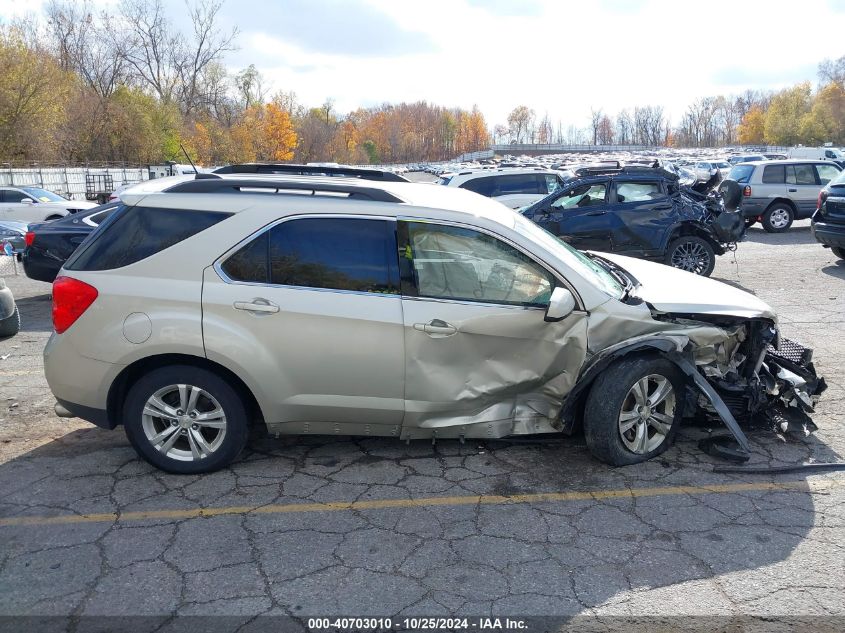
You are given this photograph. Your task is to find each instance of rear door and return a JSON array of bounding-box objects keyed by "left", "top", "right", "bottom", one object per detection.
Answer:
[
  {"left": 787, "top": 163, "right": 822, "bottom": 217},
  {"left": 396, "top": 219, "right": 587, "bottom": 437},
  {"left": 607, "top": 179, "right": 671, "bottom": 256},
  {"left": 202, "top": 215, "right": 406, "bottom": 434}
]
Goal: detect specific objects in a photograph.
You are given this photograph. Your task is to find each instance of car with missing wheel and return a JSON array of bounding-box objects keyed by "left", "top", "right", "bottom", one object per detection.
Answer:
[
  {"left": 520, "top": 164, "right": 744, "bottom": 277},
  {"left": 44, "top": 173, "right": 824, "bottom": 473},
  {"left": 726, "top": 159, "right": 841, "bottom": 232}
]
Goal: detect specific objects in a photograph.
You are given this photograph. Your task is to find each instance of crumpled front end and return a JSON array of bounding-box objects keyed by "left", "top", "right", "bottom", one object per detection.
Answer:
[{"left": 650, "top": 312, "right": 826, "bottom": 442}]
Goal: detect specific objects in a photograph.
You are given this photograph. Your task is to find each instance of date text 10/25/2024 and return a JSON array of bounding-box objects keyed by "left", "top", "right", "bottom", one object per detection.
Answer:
[{"left": 308, "top": 618, "right": 528, "bottom": 631}]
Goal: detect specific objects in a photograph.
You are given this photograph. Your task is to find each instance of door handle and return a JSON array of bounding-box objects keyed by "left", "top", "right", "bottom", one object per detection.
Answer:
[
  {"left": 233, "top": 300, "right": 279, "bottom": 314},
  {"left": 586, "top": 210, "right": 607, "bottom": 216},
  {"left": 413, "top": 319, "right": 457, "bottom": 336},
  {"left": 787, "top": 188, "right": 798, "bottom": 192}
]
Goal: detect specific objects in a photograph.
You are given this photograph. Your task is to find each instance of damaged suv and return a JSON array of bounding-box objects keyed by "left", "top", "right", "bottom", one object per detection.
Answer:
[
  {"left": 44, "top": 174, "right": 823, "bottom": 473},
  {"left": 520, "top": 164, "right": 744, "bottom": 276}
]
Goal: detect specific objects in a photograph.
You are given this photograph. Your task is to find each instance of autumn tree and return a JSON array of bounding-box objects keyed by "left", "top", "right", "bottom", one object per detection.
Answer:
[
  {"left": 737, "top": 106, "right": 765, "bottom": 144},
  {"left": 0, "top": 25, "right": 71, "bottom": 160},
  {"left": 764, "top": 82, "right": 813, "bottom": 145}
]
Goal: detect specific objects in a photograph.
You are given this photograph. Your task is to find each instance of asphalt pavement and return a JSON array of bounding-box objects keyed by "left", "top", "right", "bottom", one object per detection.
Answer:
[{"left": 0, "top": 208, "right": 844, "bottom": 632}]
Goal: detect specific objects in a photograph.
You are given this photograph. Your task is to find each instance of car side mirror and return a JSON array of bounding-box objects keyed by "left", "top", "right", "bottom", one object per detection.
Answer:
[
  {"left": 545, "top": 286, "right": 576, "bottom": 322},
  {"left": 21, "top": 198, "right": 34, "bottom": 205}
]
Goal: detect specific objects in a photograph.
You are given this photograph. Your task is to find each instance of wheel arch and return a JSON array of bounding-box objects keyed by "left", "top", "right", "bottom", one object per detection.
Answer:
[
  {"left": 662, "top": 221, "right": 722, "bottom": 253},
  {"left": 106, "top": 353, "right": 265, "bottom": 429},
  {"left": 764, "top": 197, "right": 797, "bottom": 214},
  {"left": 559, "top": 338, "right": 684, "bottom": 435}
]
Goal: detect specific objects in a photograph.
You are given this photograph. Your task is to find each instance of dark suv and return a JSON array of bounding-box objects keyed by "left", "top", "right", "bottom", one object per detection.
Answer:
[{"left": 520, "top": 165, "right": 744, "bottom": 276}]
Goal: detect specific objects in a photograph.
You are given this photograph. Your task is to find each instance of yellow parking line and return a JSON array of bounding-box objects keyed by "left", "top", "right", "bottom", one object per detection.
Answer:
[{"left": 1, "top": 477, "right": 842, "bottom": 528}]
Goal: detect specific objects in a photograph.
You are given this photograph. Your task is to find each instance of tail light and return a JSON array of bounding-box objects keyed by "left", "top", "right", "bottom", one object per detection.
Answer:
[
  {"left": 818, "top": 190, "right": 828, "bottom": 210},
  {"left": 743, "top": 185, "right": 752, "bottom": 197},
  {"left": 52, "top": 277, "right": 98, "bottom": 334},
  {"left": 24, "top": 231, "right": 35, "bottom": 247}
]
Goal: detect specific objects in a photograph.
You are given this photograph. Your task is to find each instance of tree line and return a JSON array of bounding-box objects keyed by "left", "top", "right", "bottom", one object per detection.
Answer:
[
  {"left": 0, "top": 0, "right": 490, "bottom": 166},
  {"left": 1, "top": 0, "right": 843, "bottom": 166}
]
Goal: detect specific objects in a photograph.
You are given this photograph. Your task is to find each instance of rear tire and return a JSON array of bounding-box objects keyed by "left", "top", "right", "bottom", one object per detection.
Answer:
[
  {"left": 0, "top": 306, "right": 20, "bottom": 337},
  {"left": 832, "top": 246, "right": 845, "bottom": 261},
  {"left": 744, "top": 218, "right": 757, "bottom": 228},
  {"left": 665, "top": 236, "right": 716, "bottom": 277},
  {"left": 762, "top": 204, "right": 793, "bottom": 233},
  {"left": 583, "top": 356, "right": 685, "bottom": 466},
  {"left": 123, "top": 365, "right": 249, "bottom": 474}
]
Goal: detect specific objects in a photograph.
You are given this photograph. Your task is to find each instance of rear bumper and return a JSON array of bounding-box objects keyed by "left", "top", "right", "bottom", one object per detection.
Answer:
[
  {"left": 22, "top": 250, "right": 61, "bottom": 284},
  {"left": 811, "top": 219, "right": 845, "bottom": 249},
  {"left": 44, "top": 332, "right": 122, "bottom": 429}
]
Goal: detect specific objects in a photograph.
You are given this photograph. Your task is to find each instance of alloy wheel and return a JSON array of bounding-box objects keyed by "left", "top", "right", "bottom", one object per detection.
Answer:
[
  {"left": 768, "top": 208, "right": 791, "bottom": 229},
  {"left": 670, "top": 240, "right": 712, "bottom": 274},
  {"left": 141, "top": 384, "right": 228, "bottom": 462},
  {"left": 618, "top": 374, "right": 676, "bottom": 454}
]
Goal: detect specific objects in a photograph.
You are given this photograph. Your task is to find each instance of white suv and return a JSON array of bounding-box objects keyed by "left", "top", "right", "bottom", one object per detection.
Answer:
[
  {"left": 440, "top": 168, "right": 569, "bottom": 209},
  {"left": 44, "top": 174, "right": 824, "bottom": 473}
]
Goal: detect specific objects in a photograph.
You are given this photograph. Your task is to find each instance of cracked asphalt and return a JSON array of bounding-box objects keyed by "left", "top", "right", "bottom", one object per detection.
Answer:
[{"left": 1, "top": 219, "right": 844, "bottom": 632}]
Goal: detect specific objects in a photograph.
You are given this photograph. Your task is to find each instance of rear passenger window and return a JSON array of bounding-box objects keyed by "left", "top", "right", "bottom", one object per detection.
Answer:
[
  {"left": 66, "top": 206, "right": 231, "bottom": 271},
  {"left": 459, "top": 177, "right": 495, "bottom": 197},
  {"left": 762, "top": 165, "right": 785, "bottom": 183},
  {"left": 221, "top": 218, "right": 399, "bottom": 294},
  {"left": 787, "top": 165, "right": 817, "bottom": 185},
  {"left": 494, "top": 174, "right": 543, "bottom": 195},
  {"left": 616, "top": 182, "right": 663, "bottom": 202}
]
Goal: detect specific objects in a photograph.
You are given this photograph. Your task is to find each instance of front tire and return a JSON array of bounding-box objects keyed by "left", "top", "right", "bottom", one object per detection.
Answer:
[
  {"left": 0, "top": 306, "right": 20, "bottom": 337},
  {"left": 762, "top": 204, "right": 793, "bottom": 233},
  {"left": 583, "top": 357, "right": 685, "bottom": 466},
  {"left": 665, "top": 236, "right": 716, "bottom": 276},
  {"left": 831, "top": 246, "right": 845, "bottom": 261},
  {"left": 123, "top": 365, "right": 249, "bottom": 474}
]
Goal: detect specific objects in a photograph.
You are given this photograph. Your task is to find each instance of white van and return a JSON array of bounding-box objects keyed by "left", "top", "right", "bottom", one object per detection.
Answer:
[{"left": 787, "top": 147, "right": 845, "bottom": 164}]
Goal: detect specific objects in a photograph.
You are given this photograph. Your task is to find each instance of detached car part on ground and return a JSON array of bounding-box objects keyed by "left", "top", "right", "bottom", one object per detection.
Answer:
[
  {"left": 521, "top": 165, "right": 744, "bottom": 277},
  {"left": 44, "top": 174, "right": 823, "bottom": 473}
]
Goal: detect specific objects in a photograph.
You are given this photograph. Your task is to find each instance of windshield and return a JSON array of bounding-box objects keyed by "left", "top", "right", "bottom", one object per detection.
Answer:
[
  {"left": 21, "top": 187, "right": 66, "bottom": 203},
  {"left": 510, "top": 212, "right": 624, "bottom": 299},
  {"left": 728, "top": 164, "right": 755, "bottom": 183}
]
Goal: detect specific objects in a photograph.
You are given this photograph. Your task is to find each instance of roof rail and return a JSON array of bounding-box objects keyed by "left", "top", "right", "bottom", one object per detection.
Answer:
[
  {"left": 164, "top": 177, "right": 405, "bottom": 203},
  {"left": 212, "top": 163, "right": 409, "bottom": 182}
]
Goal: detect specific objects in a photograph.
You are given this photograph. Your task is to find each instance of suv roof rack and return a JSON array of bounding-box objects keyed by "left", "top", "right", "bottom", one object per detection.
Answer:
[
  {"left": 164, "top": 175, "right": 404, "bottom": 203},
  {"left": 212, "top": 163, "right": 409, "bottom": 182}
]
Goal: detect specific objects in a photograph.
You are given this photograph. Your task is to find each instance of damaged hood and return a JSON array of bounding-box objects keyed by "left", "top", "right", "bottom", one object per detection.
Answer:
[{"left": 596, "top": 253, "right": 777, "bottom": 320}]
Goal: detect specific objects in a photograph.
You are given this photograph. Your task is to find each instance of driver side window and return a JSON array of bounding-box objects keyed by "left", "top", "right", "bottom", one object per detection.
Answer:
[
  {"left": 550, "top": 183, "right": 607, "bottom": 211},
  {"left": 401, "top": 221, "right": 556, "bottom": 307},
  {"left": 2, "top": 189, "right": 28, "bottom": 203}
]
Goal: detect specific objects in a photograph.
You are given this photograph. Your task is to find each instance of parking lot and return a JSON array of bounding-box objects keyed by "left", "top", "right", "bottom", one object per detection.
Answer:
[{"left": 1, "top": 222, "right": 844, "bottom": 630}]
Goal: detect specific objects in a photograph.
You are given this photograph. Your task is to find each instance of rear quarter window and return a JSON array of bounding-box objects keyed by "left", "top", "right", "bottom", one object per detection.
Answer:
[
  {"left": 762, "top": 165, "right": 785, "bottom": 184},
  {"left": 66, "top": 206, "right": 231, "bottom": 271}
]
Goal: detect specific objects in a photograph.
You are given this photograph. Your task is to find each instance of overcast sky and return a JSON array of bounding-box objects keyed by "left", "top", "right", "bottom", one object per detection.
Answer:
[{"left": 3, "top": 0, "right": 845, "bottom": 128}]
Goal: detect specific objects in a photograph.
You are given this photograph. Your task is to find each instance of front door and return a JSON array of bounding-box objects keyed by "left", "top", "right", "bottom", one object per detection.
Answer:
[
  {"left": 202, "top": 215, "right": 406, "bottom": 435},
  {"left": 397, "top": 220, "right": 588, "bottom": 438},
  {"left": 532, "top": 181, "right": 614, "bottom": 251}
]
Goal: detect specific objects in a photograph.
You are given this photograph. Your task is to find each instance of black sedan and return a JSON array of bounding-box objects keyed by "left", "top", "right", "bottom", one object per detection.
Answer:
[{"left": 23, "top": 202, "right": 119, "bottom": 283}]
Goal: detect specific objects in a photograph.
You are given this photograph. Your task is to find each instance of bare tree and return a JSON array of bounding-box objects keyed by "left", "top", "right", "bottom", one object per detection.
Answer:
[
  {"left": 234, "top": 63, "right": 266, "bottom": 110},
  {"left": 506, "top": 105, "right": 535, "bottom": 143},
  {"left": 117, "top": 0, "right": 237, "bottom": 115},
  {"left": 46, "top": 0, "right": 128, "bottom": 98},
  {"left": 589, "top": 108, "right": 603, "bottom": 145},
  {"left": 819, "top": 55, "right": 845, "bottom": 86}
]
